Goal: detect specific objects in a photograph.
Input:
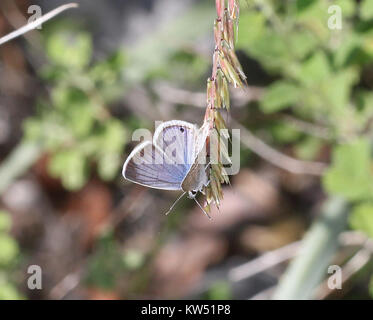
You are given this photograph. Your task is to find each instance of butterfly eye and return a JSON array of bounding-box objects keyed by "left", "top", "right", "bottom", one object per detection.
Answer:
[{"left": 180, "top": 127, "right": 185, "bottom": 133}]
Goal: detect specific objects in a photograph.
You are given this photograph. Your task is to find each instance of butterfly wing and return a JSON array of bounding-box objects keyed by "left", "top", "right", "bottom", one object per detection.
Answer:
[
  {"left": 182, "top": 121, "right": 211, "bottom": 192},
  {"left": 194, "top": 121, "right": 210, "bottom": 163},
  {"left": 154, "top": 120, "right": 197, "bottom": 167},
  {"left": 122, "top": 141, "right": 186, "bottom": 190}
]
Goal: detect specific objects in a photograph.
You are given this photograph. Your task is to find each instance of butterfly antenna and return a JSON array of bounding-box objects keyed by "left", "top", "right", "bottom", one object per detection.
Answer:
[
  {"left": 164, "top": 192, "right": 186, "bottom": 216},
  {"left": 193, "top": 197, "right": 212, "bottom": 220}
]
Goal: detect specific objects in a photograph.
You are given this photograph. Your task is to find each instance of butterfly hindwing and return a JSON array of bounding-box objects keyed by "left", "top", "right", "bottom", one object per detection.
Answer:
[{"left": 122, "top": 141, "right": 186, "bottom": 190}]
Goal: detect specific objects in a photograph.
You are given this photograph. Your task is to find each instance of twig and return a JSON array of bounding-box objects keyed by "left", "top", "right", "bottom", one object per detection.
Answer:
[
  {"left": 0, "top": 3, "right": 78, "bottom": 46},
  {"left": 229, "top": 241, "right": 301, "bottom": 282},
  {"left": 49, "top": 269, "right": 82, "bottom": 300},
  {"left": 152, "top": 81, "right": 263, "bottom": 108},
  {"left": 280, "top": 114, "right": 332, "bottom": 140},
  {"left": 233, "top": 120, "right": 328, "bottom": 175},
  {"left": 228, "top": 231, "right": 369, "bottom": 285},
  {"left": 0, "top": 141, "right": 41, "bottom": 194}
]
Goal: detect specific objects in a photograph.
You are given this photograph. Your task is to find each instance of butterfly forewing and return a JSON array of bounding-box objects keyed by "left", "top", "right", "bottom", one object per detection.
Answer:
[{"left": 154, "top": 121, "right": 197, "bottom": 168}]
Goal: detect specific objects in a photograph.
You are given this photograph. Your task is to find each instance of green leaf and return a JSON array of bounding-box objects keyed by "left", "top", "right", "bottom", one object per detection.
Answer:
[
  {"left": 97, "top": 153, "right": 121, "bottom": 181},
  {"left": 49, "top": 150, "right": 88, "bottom": 190},
  {"left": 323, "top": 138, "right": 373, "bottom": 201},
  {"left": 248, "top": 32, "right": 290, "bottom": 70},
  {"left": 295, "top": 137, "right": 322, "bottom": 160},
  {"left": 333, "top": 33, "right": 367, "bottom": 67},
  {"left": 205, "top": 281, "right": 232, "bottom": 300},
  {"left": 0, "top": 211, "right": 11, "bottom": 233},
  {"left": 100, "top": 120, "right": 127, "bottom": 153},
  {"left": 237, "top": 11, "right": 265, "bottom": 49},
  {"left": 295, "top": 1, "right": 330, "bottom": 40},
  {"left": 336, "top": 0, "right": 356, "bottom": 18},
  {"left": 0, "top": 278, "right": 23, "bottom": 300},
  {"left": 51, "top": 86, "right": 94, "bottom": 137},
  {"left": 96, "top": 120, "right": 126, "bottom": 181},
  {"left": 0, "top": 235, "right": 18, "bottom": 266},
  {"left": 261, "top": 81, "right": 299, "bottom": 113},
  {"left": 91, "top": 51, "right": 126, "bottom": 87},
  {"left": 271, "top": 123, "right": 302, "bottom": 143},
  {"left": 296, "top": 51, "right": 331, "bottom": 86},
  {"left": 323, "top": 68, "right": 358, "bottom": 111},
  {"left": 288, "top": 31, "right": 318, "bottom": 60},
  {"left": 349, "top": 203, "right": 373, "bottom": 238},
  {"left": 295, "top": 0, "right": 317, "bottom": 13},
  {"left": 122, "top": 250, "right": 144, "bottom": 270},
  {"left": 46, "top": 31, "right": 92, "bottom": 69},
  {"left": 360, "top": 0, "right": 373, "bottom": 20}
]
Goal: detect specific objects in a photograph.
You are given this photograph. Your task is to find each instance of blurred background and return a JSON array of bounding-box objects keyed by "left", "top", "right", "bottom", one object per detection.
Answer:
[{"left": 0, "top": 0, "right": 373, "bottom": 300}]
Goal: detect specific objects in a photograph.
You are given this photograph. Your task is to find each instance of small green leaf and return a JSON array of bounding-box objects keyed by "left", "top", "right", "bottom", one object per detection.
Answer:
[
  {"left": 295, "top": 137, "right": 322, "bottom": 160},
  {"left": 288, "top": 31, "right": 317, "bottom": 59},
  {"left": 0, "top": 235, "right": 18, "bottom": 266},
  {"left": 323, "top": 138, "right": 373, "bottom": 201},
  {"left": 237, "top": 11, "right": 265, "bottom": 48},
  {"left": 296, "top": 51, "right": 331, "bottom": 86},
  {"left": 360, "top": 0, "right": 373, "bottom": 20},
  {"left": 206, "top": 281, "right": 232, "bottom": 300},
  {"left": 349, "top": 203, "right": 373, "bottom": 238},
  {"left": 336, "top": 0, "right": 356, "bottom": 18},
  {"left": 261, "top": 81, "right": 299, "bottom": 113},
  {"left": 97, "top": 153, "right": 121, "bottom": 181},
  {"left": 0, "top": 211, "right": 11, "bottom": 233},
  {"left": 323, "top": 69, "right": 358, "bottom": 111},
  {"left": 46, "top": 31, "right": 92, "bottom": 69},
  {"left": 100, "top": 120, "right": 127, "bottom": 153},
  {"left": 271, "top": 123, "right": 302, "bottom": 143},
  {"left": 296, "top": 0, "right": 317, "bottom": 12},
  {"left": 49, "top": 150, "right": 88, "bottom": 190},
  {"left": 122, "top": 250, "right": 144, "bottom": 270},
  {"left": 248, "top": 32, "right": 290, "bottom": 70},
  {"left": 0, "top": 278, "right": 23, "bottom": 300}
]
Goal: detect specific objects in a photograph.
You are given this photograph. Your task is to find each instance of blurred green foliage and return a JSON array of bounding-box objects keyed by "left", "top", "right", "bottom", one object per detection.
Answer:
[
  {"left": 85, "top": 232, "right": 144, "bottom": 290},
  {"left": 237, "top": 0, "right": 373, "bottom": 241},
  {"left": 205, "top": 281, "right": 232, "bottom": 300},
  {"left": 237, "top": 0, "right": 373, "bottom": 297},
  {"left": 0, "top": 211, "right": 22, "bottom": 300},
  {"left": 23, "top": 27, "right": 128, "bottom": 190}
]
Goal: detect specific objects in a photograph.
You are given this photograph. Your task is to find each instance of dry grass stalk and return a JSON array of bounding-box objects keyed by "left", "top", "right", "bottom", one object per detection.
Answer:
[{"left": 202, "top": 0, "right": 246, "bottom": 212}]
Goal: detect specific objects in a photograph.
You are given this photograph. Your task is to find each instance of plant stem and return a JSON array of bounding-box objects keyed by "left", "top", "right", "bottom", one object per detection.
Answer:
[
  {"left": 0, "top": 141, "right": 41, "bottom": 194},
  {"left": 272, "top": 196, "right": 349, "bottom": 300}
]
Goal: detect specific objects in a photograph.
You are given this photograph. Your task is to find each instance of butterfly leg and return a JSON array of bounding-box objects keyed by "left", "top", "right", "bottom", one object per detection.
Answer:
[
  {"left": 193, "top": 196, "right": 212, "bottom": 220},
  {"left": 164, "top": 192, "right": 186, "bottom": 216}
]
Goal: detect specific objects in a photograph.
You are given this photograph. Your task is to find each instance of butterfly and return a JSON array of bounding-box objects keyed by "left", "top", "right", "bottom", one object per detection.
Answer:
[{"left": 122, "top": 120, "right": 211, "bottom": 218}]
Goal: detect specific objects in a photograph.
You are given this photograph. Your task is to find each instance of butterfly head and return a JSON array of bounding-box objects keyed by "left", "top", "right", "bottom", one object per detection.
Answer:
[{"left": 188, "top": 190, "right": 198, "bottom": 199}]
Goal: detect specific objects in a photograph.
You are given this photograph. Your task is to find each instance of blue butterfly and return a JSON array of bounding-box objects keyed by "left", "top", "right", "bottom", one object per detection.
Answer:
[{"left": 122, "top": 120, "right": 211, "bottom": 218}]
